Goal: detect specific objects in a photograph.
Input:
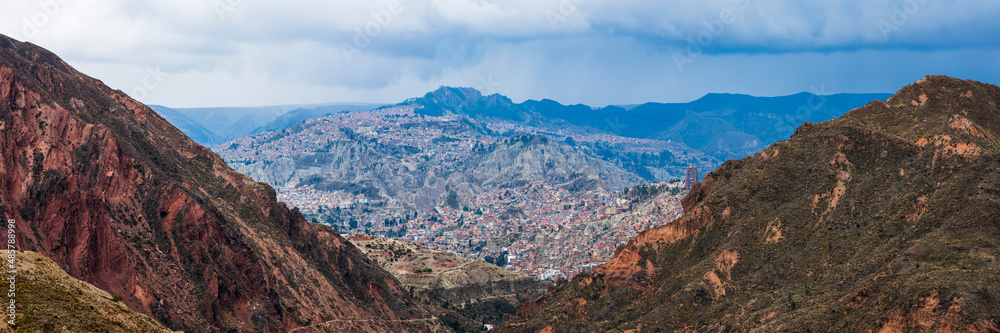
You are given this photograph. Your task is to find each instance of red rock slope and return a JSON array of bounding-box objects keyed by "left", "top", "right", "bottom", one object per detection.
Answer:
[{"left": 0, "top": 34, "right": 439, "bottom": 332}]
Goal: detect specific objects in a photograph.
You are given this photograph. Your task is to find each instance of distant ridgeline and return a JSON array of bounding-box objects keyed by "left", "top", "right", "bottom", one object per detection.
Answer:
[
  {"left": 150, "top": 103, "right": 385, "bottom": 147},
  {"left": 152, "top": 86, "right": 886, "bottom": 168},
  {"left": 406, "top": 86, "right": 890, "bottom": 162}
]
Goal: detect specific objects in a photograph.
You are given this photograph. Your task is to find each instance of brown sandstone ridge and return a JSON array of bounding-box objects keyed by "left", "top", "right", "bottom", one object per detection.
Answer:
[
  {"left": 0, "top": 251, "right": 175, "bottom": 332},
  {"left": 503, "top": 75, "right": 1000, "bottom": 332},
  {"left": 0, "top": 34, "right": 441, "bottom": 332}
]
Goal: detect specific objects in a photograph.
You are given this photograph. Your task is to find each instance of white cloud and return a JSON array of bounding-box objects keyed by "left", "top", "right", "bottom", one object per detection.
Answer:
[{"left": 0, "top": 0, "right": 997, "bottom": 107}]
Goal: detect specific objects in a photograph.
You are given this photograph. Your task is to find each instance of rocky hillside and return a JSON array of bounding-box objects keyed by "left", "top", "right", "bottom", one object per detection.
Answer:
[
  {"left": 218, "top": 108, "right": 646, "bottom": 219},
  {"left": 0, "top": 34, "right": 441, "bottom": 332},
  {"left": 236, "top": 130, "right": 640, "bottom": 204},
  {"left": 348, "top": 235, "right": 551, "bottom": 327},
  {"left": 502, "top": 76, "right": 1000, "bottom": 332},
  {"left": 0, "top": 251, "right": 175, "bottom": 332}
]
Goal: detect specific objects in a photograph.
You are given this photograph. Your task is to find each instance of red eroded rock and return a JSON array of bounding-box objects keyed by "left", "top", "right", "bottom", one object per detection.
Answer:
[{"left": 0, "top": 35, "right": 437, "bottom": 332}]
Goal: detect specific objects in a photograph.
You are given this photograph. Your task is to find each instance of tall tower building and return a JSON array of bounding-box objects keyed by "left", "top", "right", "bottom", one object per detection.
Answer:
[{"left": 685, "top": 164, "right": 698, "bottom": 191}]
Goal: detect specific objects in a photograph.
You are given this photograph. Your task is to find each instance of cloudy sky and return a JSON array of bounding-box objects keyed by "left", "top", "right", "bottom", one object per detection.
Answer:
[{"left": 2, "top": 0, "right": 998, "bottom": 107}]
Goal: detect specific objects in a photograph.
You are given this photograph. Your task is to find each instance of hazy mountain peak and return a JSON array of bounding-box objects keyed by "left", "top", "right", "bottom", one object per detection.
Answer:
[
  {"left": 695, "top": 92, "right": 756, "bottom": 100},
  {"left": 427, "top": 86, "right": 484, "bottom": 103}
]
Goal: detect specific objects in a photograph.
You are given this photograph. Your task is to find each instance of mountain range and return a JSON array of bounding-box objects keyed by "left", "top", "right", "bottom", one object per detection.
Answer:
[
  {"left": 153, "top": 85, "right": 886, "bottom": 166},
  {"left": 208, "top": 87, "right": 887, "bottom": 232},
  {"left": 407, "top": 86, "right": 891, "bottom": 161}
]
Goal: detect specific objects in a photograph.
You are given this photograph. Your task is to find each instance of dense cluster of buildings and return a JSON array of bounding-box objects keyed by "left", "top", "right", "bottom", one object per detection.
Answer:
[
  {"left": 277, "top": 187, "right": 367, "bottom": 212},
  {"left": 280, "top": 180, "right": 685, "bottom": 281}
]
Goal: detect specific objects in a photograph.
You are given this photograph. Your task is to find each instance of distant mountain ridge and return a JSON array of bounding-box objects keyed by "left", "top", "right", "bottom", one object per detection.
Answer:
[
  {"left": 150, "top": 103, "right": 384, "bottom": 147},
  {"left": 148, "top": 105, "right": 224, "bottom": 146},
  {"left": 152, "top": 86, "right": 884, "bottom": 166},
  {"left": 407, "top": 86, "right": 891, "bottom": 161}
]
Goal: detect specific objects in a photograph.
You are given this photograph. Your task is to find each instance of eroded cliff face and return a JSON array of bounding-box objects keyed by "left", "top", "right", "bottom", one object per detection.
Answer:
[
  {"left": 504, "top": 75, "right": 1000, "bottom": 332},
  {"left": 0, "top": 35, "right": 439, "bottom": 332}
]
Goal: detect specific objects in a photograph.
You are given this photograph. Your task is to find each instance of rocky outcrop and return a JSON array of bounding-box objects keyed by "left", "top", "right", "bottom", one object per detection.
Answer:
[
  {"left": 0, "top": 34, "right": 440, "bottom": 332},
  {"left": 502, "top": 76, "right": 1000, "bottom": 332}
]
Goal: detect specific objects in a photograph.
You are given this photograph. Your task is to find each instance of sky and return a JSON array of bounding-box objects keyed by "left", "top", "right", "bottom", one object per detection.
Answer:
[{"left": 1, "top": 0, "right": 999, "bottom": 108}]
